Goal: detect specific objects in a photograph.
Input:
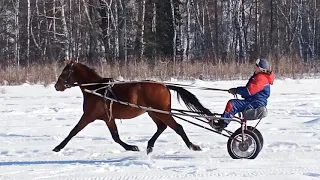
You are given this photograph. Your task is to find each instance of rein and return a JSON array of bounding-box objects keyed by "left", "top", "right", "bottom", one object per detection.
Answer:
[
  {"left": 61, "top": 61, "right": 228, "bottom": 92},
  {"left": 67, "top": 80, "right": 160, "bottom": 87},
  {"left": 163, "top": 82, "right": 229, "bottom": 92},
  {"left": 69, "top": 81, "right": 228, "bottom": 92}
]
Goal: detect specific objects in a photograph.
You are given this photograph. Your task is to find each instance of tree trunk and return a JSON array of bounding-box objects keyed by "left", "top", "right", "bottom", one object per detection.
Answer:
[
  {"left": 185, "top": 0, "right": 191, "bottom": 61},
  {"left": 98, "top": 0, "right": 112, "bottom": 63},
  {"left": 214, "top": 0, "right": 219, "bottom": 62},
  {"left": 27, "top": 0, "right": 31, "bottom": 65},
  {"left": 140, "top": 0, "right": 146, "bottom": 59},
  {"left": 270, "top": 0, "right": 273, "bottom": 56},
  {"left": 14, "top": 0, "right": 20, "bottom": 67},
  {"left": 60, "top": 0, "right": 70, "bottom": 59}
]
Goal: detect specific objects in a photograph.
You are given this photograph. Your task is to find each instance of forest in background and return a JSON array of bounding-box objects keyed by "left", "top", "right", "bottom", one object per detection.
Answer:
[{"left": 0, "top": 0, "right": 319, "bottom": 85}]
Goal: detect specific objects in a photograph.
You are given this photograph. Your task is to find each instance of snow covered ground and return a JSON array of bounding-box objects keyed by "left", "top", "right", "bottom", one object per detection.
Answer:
[{"left": 1, "top": 78, "right": 320, "bottom": 180}]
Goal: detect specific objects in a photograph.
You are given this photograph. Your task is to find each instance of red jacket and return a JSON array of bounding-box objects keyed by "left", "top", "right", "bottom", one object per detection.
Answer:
[{"left": 235, "top": 71, "right": 275, "bottom": 105}]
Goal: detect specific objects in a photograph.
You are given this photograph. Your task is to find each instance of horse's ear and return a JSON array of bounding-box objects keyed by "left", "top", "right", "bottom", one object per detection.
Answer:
[{"left": 65, "top": 59, "right": 72, "bottom": 64}]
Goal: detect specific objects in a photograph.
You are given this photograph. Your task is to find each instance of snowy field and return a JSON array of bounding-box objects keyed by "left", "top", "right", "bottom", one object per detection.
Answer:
[{"left": 1, "top": 78, "right": 320, "bottom": 180}]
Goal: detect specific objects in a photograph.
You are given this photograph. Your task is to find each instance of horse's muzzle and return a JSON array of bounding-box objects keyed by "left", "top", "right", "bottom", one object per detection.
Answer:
[{"left": 54, "top": 83, "right": 65, "bottom": 91}]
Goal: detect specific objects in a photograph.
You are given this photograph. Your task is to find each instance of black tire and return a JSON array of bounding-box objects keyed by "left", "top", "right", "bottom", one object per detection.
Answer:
[
  {"left": 227, "top": 130, "right": 261, "bottom": 159},
  {"left": 235, "top": 126, "right": 264, "bottom": 150}
]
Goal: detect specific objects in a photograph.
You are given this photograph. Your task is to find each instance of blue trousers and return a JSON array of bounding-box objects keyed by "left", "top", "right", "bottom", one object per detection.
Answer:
[{"left": 222, "top": 99, "right": 262, "bottom": 124}]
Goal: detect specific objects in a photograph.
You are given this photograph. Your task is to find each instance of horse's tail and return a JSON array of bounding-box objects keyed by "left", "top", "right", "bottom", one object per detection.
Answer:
[{"left": 166, "top": 85, "right": 213, "bottom": 116}]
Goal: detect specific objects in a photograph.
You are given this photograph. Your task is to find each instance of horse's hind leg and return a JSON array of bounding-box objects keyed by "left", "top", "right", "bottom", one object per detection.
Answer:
[
  {"left": 105, "top": 119, "right": 139, "bottom": 151},
  {"left": 149, "top": 112, "right": 201, "bottom": 151},
  {"left": 147, "top": 114, "right": 167, "bottom": 154}
]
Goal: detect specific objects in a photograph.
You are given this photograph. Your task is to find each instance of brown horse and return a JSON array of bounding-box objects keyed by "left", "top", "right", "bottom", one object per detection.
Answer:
[{"left": 53, "top": 60, "right": 214, "bottom": 154}]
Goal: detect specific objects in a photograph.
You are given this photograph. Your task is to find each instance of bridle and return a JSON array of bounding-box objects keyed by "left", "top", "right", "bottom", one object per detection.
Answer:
[{"left": 59, "top": 62, "right": 75, "bottom": 88}]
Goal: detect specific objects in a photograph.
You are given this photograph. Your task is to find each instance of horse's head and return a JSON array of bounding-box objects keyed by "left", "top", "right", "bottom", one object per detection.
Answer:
[{"left": 54, "top": 59, "right": 77, "bottom": 91}]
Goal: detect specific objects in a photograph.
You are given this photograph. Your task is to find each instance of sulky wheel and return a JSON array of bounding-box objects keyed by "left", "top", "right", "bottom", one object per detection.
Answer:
[
  {"left": 234, "top": 126, "right": 264, "bottom": 150},
  {"left": 227, "top": 129, "right": 261, "bottom": 159}
]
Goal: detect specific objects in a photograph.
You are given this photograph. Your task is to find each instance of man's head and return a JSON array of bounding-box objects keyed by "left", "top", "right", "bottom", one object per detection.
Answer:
[{"left": 255, "top": 58, "right": 270, "bottom": 73}]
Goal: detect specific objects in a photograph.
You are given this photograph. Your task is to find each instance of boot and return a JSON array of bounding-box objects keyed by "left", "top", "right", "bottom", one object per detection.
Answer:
[{"left": 209, "top": 119, "right": 227, "bottom": 132}]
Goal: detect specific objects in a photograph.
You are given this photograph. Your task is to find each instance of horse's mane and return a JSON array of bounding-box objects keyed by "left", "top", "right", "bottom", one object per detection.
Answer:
[
  {"left": 77, "top": 63, "right": 101, "bottom": 77},
  {"left": 77, "top": 62, "right": 115, "bottom": 82},
  {"left": 99, "top": 77, "right": 115, "bottom": 83}
]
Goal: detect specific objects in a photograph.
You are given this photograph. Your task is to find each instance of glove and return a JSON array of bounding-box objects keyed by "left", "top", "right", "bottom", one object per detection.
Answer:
[{"left": 228, "top": 88, "right": 237, "bottom": 95}]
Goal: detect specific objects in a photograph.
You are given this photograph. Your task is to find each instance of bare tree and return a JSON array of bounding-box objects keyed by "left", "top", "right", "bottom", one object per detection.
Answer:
[
  {"left": 60, "top": 0, "right": 70, "bottom": 59},
  {"left": 14, "top": 0, "right": 20, "bottom": 67},
  {"left": 27, "top": 0, "right": 30, "bottom": 65},
  {"left": 140, "top": 0, "right": 146, "bottom": 59},
  {"left": 171, "top": 0, "right": 177, "bottom": 63},
  {"left": 0, "top": 0, "right": 319, "bottom": 67}
]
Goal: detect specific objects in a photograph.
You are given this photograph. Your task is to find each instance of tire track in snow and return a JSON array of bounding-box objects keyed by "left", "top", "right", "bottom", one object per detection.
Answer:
[{"left": 34, "top": 165, "right": 320, "bottom": 180}]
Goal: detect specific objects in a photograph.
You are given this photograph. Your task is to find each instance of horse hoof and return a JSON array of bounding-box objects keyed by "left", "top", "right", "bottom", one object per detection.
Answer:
[
  {"left": 131, "top": 146, "right": 140, "bottom": 151},
  {"left": 52, "top": 147, "right": 61, "bottom": 152},
  {"left": 190, "top": 144, "right": 202, "bottom": 151},
  {"left": 147, "top": 147, "right": 153, "bottom": 154}
]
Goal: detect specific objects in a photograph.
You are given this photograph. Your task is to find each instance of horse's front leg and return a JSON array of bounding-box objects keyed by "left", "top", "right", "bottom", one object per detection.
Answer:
[
  {"left": 53, "top": 113, "right": 94, "bottom": 152},
  {"left": 105, "top": 119, "right": 139, "bottom": 151}
]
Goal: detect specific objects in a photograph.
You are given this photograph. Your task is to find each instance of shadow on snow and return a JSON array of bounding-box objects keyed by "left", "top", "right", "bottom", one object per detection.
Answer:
[{"left": 0, "top": 156, "right": 140, "bottom": 166}]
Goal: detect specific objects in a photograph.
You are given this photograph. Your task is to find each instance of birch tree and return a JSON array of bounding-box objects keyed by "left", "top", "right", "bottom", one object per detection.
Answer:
[
  {"left": 62, "top": 0, "right": 70, "bottom": 59},
  {"left": 140, "top": 0, "right": 146, "bottom": 59},
  {"left": 0, "top": 0, "right": 319, "bottom": 66},
  {"left": 14, "top": 0, "right": 20, "bottom": 67},
  {"left": 26, "top": 0, "right": 30, "bottom": 65}
]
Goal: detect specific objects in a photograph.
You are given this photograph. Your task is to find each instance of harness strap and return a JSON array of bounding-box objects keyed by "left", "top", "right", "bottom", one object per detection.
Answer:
[
  {"left": 84, "top": 88, "right": 172, "bottom": 115},
  {"left": 103, "top": 83, "right": 116, "bottom": 121}
]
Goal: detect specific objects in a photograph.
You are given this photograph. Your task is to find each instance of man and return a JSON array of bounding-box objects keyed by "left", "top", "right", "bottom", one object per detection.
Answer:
[{"left": 211, "top": 58, "right": 275, "bottom": 131}]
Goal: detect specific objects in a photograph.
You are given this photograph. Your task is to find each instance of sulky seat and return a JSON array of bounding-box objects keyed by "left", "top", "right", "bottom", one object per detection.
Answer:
[{"left": 241, "top": 106, "right": 268, "bottom": 120}]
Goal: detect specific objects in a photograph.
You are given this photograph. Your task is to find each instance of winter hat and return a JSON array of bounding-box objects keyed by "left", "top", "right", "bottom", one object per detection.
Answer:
[{"left": 256, "top": 58, "right": 270, "bottom": 72}]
